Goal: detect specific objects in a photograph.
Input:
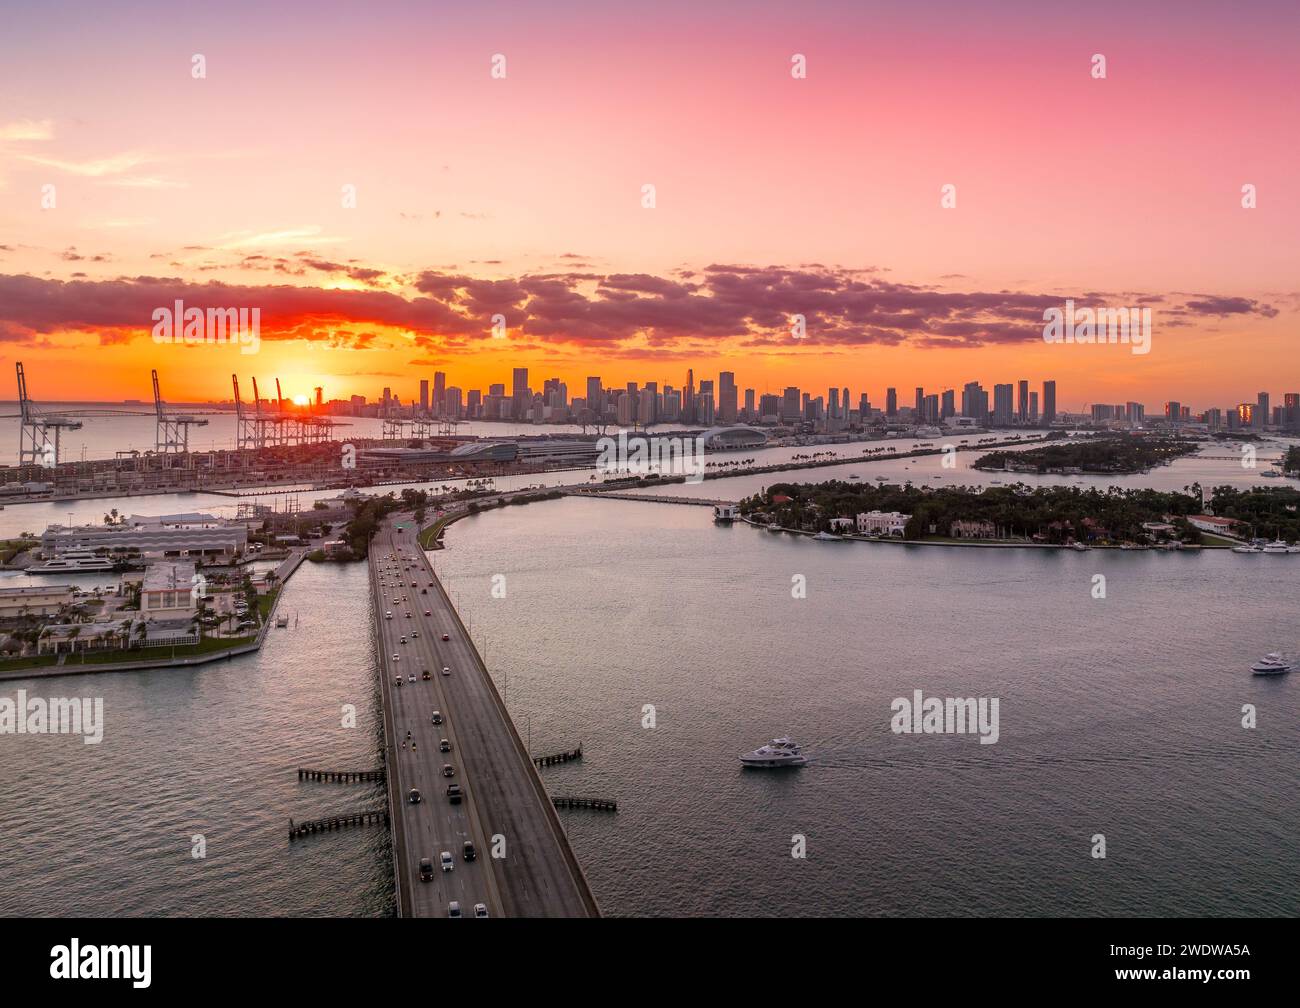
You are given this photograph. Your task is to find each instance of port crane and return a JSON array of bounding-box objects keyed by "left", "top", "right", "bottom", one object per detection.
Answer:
[{"left": 153, "top": 369, "right": 209, "bottom": 453}]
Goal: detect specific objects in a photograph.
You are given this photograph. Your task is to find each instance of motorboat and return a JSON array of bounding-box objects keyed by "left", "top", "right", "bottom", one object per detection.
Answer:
[
  {"left": 1250, "top": 653, "right": 1292, "bottom": 676},
  {"left": 1232, "top": 544, "right": 1263, "bottom": 554},
  {"left": 1261, "top": 540, "right": 1291, "bottom": 554},
  {"left": 740, "top": 738, "right": 809, "bottom": 768},
  {"left": 812, "top": 531, "right": 843, "bottom": 541}
]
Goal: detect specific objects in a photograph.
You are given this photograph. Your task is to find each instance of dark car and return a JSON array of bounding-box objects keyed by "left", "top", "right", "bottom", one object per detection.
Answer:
[
  {"left": 408, "top": 788, "right": 421, "bottom": 804},
  {"left": 440, "top": 633, "right": 449, "bottom": 641},
  {"left": 442, "top": 763, "right": 455, "bottom": 778},
  {"left": 446, "top": 784, "right": 462, "bottom": 804},
  {"left": 422, "top": 670, "right": 431, "bottom": 680},
  {"left": 439, "top": 738, "right": 451, "bottom": 752},
  {"left": 431, "top": 711, "right": 442, "bottom": 725},
  {"left": 419, "top": 858, "right": 434, "bottom": 882},
  {"left": 462, "top": 841, "right": 476, "bottom": 862}
]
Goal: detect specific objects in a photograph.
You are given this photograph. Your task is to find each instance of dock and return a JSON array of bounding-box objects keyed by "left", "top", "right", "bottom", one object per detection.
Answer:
[
  {"left": 551, "top": 796, "right": 618, "bottom": 812},
  {"left": 288, "top": 809, "right": 389, "bottom": 840},
  {"left": 532, "top": 744, "right": 582, "bottom": 768}
]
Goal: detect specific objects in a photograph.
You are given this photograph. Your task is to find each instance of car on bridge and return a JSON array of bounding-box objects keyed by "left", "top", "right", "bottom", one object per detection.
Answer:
[
  {"left": 446, "top": 783, "right": 462, "bottom": 804},
  {"left": 448, "top": 901, "right": 461, "bottom": 918},
  {"left": 422, "top": 669, "right": 431, "bottom": 680},
  {"left": 442, "top": 666, "right": 451, "bottom": 676},
  {"left": 408, "top": 788, "right": 422, "bottom": 804},
  {"left": 474, "top": 903, "right": 488, "bottom": 918},
  {"left": 440, "top": 632, "right": 448, "bottom": 640},
  {"left": 419, "top": 858, "right": 433, "bottom": 882},
  {"left": 439, "top": 738, "right": 451, "bottom": 752},
  {"left": 442, "top": 764, "right": 455, "bottom": 777},
  {"left": 462, "top": 841, "right": 476, "bottom": 861},
  {"left": 440, "top": 851, "right": 454, "bottom": 872},
  {"left": 431, "top": 710, "right": 443, "bottom": 725}
]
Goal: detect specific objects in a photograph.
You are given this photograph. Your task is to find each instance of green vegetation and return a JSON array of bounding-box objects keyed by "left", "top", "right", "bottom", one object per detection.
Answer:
[
  {"left": 743, "top": 480, "right": 1211, "bottom": 545},
  {"left": 1284, "top": 446, "right": 1300, "bottom": 477},
  {"left": 974, "top": 434, "right": 1200, "bottom": 474},
  {"left": 1205, "top": 485, "right": 1300, "bottom": 541},
  {"left": 0, "top": 538, "right": 38, "bottom": 565}
]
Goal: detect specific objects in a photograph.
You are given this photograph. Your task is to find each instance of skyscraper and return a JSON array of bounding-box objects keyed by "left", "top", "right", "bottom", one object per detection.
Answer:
[
  {"left": 1042, "top": 381, "right": 1057, "bottom": 424},
  {"left": 993, "top": 383, "right": 1014, "bottom": 425},
  {"left": 886, "top": 388, "right": 897, "bottom": 417},
  {"left": 719, "top": 372, "right": 738, "bottom": 423},
  {"left": 419, "top": 378, "right": 429, "bottom": 415},
  {"left": 1017, "top": 380, "right": 1029, "bottom": 423}
]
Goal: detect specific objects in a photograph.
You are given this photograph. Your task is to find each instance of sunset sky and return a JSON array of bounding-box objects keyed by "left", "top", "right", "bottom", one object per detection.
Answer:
[{"left": 1, "top": 0, "right": 1297, "bottom": 411}]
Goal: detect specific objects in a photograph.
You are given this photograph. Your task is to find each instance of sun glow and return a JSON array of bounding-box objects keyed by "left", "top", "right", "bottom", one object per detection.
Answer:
[{"left": 291, "top": 394, "right": 310, "bottom": 406}]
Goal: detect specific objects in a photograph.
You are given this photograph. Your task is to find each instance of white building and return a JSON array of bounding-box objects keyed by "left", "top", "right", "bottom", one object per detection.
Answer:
[{"left": 856, "top": 510, "right": 910, "bottom": 536}]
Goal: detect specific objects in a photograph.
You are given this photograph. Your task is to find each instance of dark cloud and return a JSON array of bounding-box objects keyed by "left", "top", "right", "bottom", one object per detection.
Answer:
[{"left": 0, "top": 266, "right": 1282, "bottom": 354}]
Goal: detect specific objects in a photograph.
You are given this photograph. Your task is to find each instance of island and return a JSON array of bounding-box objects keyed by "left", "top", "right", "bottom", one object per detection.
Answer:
[
  {"left": 739, "top": 480, "right": 1300, "bottom": 548},
  {"left": 972, "top": 434, "right": 1201, "bottom": 475}
]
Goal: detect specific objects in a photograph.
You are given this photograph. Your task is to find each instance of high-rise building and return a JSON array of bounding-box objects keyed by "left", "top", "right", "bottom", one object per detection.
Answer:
[
  {"left": 1042, "top": 381, "right": 1057, "bottom": 424},
  {"left": 962, "top": 382, "right": 988, "bottom": 421},
  {"left": 941, "top": 389, "right": 955, "bottom": 419},
  {"left": 782, "top": 387, "right": 801, "bottom": 422},
  {"left": 433, "top": 372, "right": 446, "bottom": 415},
  {"left": 1256, "top": 392, "right": 1270, "bottom": 429},
  {"left": 993, "top": 384, "right": 1014, "bottom": 425},
  {"left": 719, "top": 372, "right": 738, "bottom": 423},
  {"left": 886, "top": 388, "right": 897, "bottom": 417},
  {"left": 419, "top": 379, "right": 429, "bottom": 415},
  {"left": 1017, "top": 380, "right": 1029, "bottom": 423},
  {"left": 914, "top": 387, "right": 924, "bottom": 417},
  {"left": 1029, "top": 391, "right": 1038, "bottom": 421}
]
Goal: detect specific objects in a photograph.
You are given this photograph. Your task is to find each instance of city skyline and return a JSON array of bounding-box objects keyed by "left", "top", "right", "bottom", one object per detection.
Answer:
[{"left": 1, "top": 2, "right": 1297, "bottom": 405}]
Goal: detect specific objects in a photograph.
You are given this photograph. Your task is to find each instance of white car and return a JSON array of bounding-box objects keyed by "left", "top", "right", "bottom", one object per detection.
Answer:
[
  {"left": 440, "top": 851, "right": 454, "bottom": 872},
  {"left": 474, "top": 903, "right": 489, "bottom": 918},
  {"left": 442, "top": 666, "right": 450, "bottom": 677}
]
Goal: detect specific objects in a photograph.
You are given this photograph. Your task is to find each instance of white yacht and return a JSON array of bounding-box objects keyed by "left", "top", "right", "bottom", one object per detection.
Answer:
[
  {"left": 740, "top": 738, "right": 809, "bottom": 768},
  {"left": 1262, "top": 540, "right": 1291, "bottom": 554},
  {"left": 28, "top": 551, "right": 116, "bottom": 573},
  {"left": 812, "top": 531, "right": 843, "bottom": 541},
  {"left": 1250, "top": 653, "right": 1292, "bottom": 676},
  {"left": 1232, "top": 544, "right": 1263, "bottom": 554}
]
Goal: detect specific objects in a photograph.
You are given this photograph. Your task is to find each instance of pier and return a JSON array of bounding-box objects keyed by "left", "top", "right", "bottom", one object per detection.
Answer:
[
  {"left": 532, "top": 744, "right": 583, "bottom": 768},
  {"left": 551, "top": 796, "right": 618, "bottom": 812},
  {"left": 288, "top": 809, "right": 389, "bottom": 840},
  {"left": 298, "top": 768, "right": 386, "bottom": 783}
]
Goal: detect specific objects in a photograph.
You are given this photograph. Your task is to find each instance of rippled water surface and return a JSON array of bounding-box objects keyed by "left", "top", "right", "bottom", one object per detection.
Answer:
[{"left": 3, "top": 495, "right": 1298, "bottom": 916}]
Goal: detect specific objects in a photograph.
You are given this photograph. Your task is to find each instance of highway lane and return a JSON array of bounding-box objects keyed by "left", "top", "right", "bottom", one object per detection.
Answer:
[
  {"left": 371, "top": 532, "right": 502, "bottom": 918},
  {"left": 385, "top": 516, "right": 597, "bottom": 917}
]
